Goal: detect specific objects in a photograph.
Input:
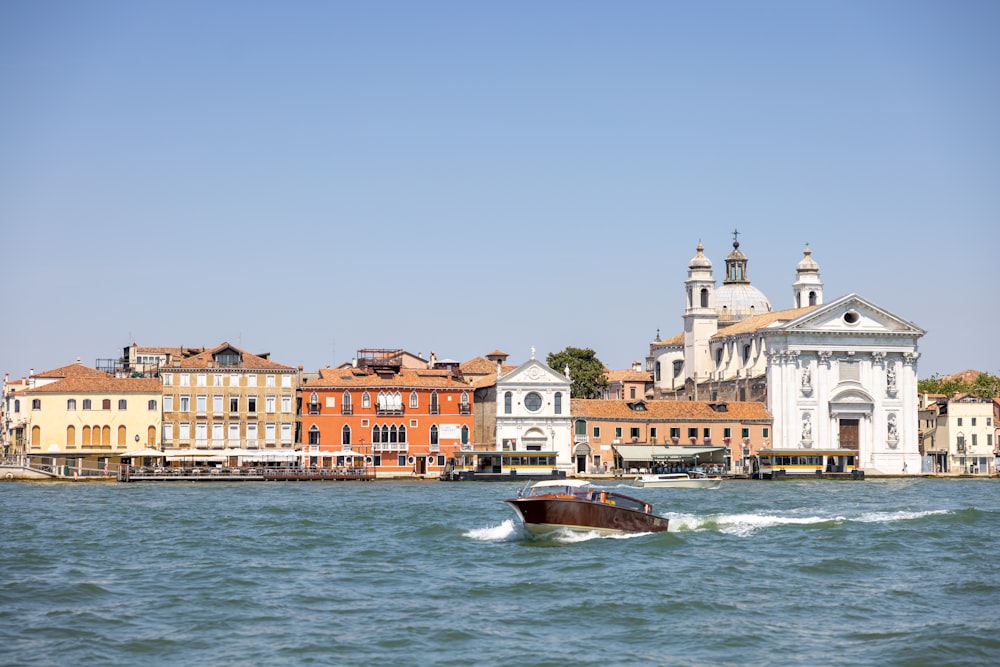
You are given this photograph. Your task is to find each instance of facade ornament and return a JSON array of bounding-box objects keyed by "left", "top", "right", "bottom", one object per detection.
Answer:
[
  {"left": 902, "top": 352, "right": 919, "bottom": 366},
  {"left": 887, "top": 413, "right": 899, "bottom": 448},
  {"left": 817, "top": 350, "right": 833, "bottom": 366},
  {"left": 801, "top": 413, "right": 813, "bottom": 447},
  {"left": 800, "top": 366, "right": 812, "bottom": 395},
  {"left": 886, "top": 363, "right": 897, "bottom": 396},
  {"left": 530, "top": 346, "right": 536, "bottom": 360},
  {"left": 871, "top": 351, "right": 886, "bottom": 364}
]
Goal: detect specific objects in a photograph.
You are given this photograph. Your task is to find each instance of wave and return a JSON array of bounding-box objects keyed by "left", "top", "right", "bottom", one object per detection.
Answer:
[
  {"left": 463, "top": 519, "right": 649, "bottom": 543},
  {"left": 669, "top": 508, "right": 956, "bottom": 537},
  {"left": 464, "top": 519, "right": 520, "bottom": 541}
]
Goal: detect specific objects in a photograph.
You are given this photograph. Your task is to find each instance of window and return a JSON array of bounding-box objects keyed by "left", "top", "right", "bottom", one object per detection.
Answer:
[
  {"left": 362, "top": 392, "right": 371, "bottom": 409},
  {"left": 971, "top": 418, "right": 977, "bottom": 426},
  {"left": 195, "top": 423, "right": 206, "bottom": 444},
  {"left": 308, "top": 425, "right": 321, "bottom": 445},
  {"left": 575, "top": 420, "right": 586, "bottom": 436},
  {"left": 673, "top": 360, "right": 683, "bottom": 378},
  {"left": 410, "top": 391, "right": 419, "bottom": 408},
  {"left": 230, "top": 374, "right": 239, "bottom": 387},
  {"left": 266, "top": 395, "right": 276, "bottom": 413},
  {"left": 429, "top": 391, "right": 439, "bottom": 414},
  {"left": 213, "top": 374, "right": 224, "bottom": 387},
  {"left": 179, "top": 423, "right": 190, "bottom": 442},
  {"left": 229, "top": 423, "right": 239, "bottom": 444},
  {"left": 342, "top": 392, "right": 352, "bottom": 414},
  {"left": 163, "top": 396, "right": 173, "bottom": 412},
  {"left": 743, "top": 345, "right": 751, "bottom": 364},
  {"left": 615, "top": 427, "right": 623, "bottom": 438},
  {"left": 670, "top": 427, "right": 680, "bottom": 439},
  {"left": 148, "top": 399, "right": 157, "bottom": 410},
  {"left": 630, "top": 427, "right": 640, "bottom": 440},
  {"left": 163, "top": 423, "right": 173, "bottom": 442},
  {"left": 229, "top": 396, "right": 239, "bottom": 412},
  {"left": 282, "top": 375, "right": 292, "bottom": 388},
  {"left": 246, "top": 423, "right": 258, "bottom": 446},
  {"left": 524, "top": 392, "right": 543, "bottom": 412},
  {"left": 430, "top": 425, "right": 439, "bottom": 445},
  {"left": 342, "top": 425, "right": 351, "bottom": 445},
  {"left": 247, "top": 375, "right": 257, "bottom": 388},
  {"left": 67, "top": 399, "right": 76, "bottom": 410},
  {"left": 247, "top": 396, "right": 257, "bottom": 414},
  {"left": 716, "top": 348, "right": 723, "bottom": 365},
  {"left": 461, "top": 425, "right": 469, "bottom": 444},
  {"left": 217, "top": 352, "right": 241, "bottom": 367},
  {"left": 703, "top": 428, "right": 711, "bottom": 439},
  {"left": 281, "top": 396, "right": 291, "bottom": 413},
  {"left": 593, "top": 426, "right": 601, "bottom": 438},
  {"left": 629, "top": 387, "right": 636, "bottom": 400},
  {"left": 163, "top": 374, "right": 173, "bottom": 387},
  {"left": 266, "top": 375, "right": 276, "bottom": 388},
  {"left": 281, "top": 424, "right": 291, "bottom": 444},
  {"left": 957, "top": 418, "right": 963, "bottom": 426},
  {"left": 688, "top": 428, "right": 698, "bottom": 439},
  {"left": 655, "top": 361, "right": 661, "bottom": 382},
  {"left": 650, "top": 427, "right": 657, "bottom": 439},
  {"left": 724, "top": 427, "right": 732, "bottom": 438},
  {"left": 213, "top": 395, "right": 223, "bottom": 413},
  {"left": 102, "top": 399, "right": 111, "bottom": 410},
  {"left": 742, "top": 428, "right": 750, "bottom": 439},
  {"left": 265, "top": 423, "right": 276, "bottom": 444},
  {"left": 398, "top": 455, "right": 406, "bottom": 467},
  {"left": 763, "top": 428, "right": 769, "bottom": 438},
  {"left": 180, "top": 374, "right": 190, "bottom": 387},
  {"left": 554, "top": 392, "right": 562, "bottom": 414},
  {"left": 119, "top": 399, "right": 127, "bottom": 410},
  {"left": 196, "top": 395, "right": 206, "bottom": 413},
  {"left": 700, "top": 287, "right": 709, "bottom": 307},
  {"left": 196, "top": 374, "right": 206, "bottom": 387},
  {"left": 31, "top": 398, "right": 41, "bottom": 410},
  {"left": 504, "top": 392, "right": 512, "bottom": 414},
  {"left": 179, "top": 395, "right": 190, "bottom": 412}
]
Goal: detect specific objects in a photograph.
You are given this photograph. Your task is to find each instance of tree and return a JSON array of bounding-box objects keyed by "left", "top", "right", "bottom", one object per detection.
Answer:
[
  {"left": 918, "top": 372, "right": 1000, "bottom": 398},
  {"left": 547, "top": 347, "right": 609, "bottom": 399}
]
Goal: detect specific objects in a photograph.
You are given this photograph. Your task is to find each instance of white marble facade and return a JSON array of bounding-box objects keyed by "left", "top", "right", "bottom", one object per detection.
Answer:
[{"left": 495, "top": 350, "right": 574, "bottom": 472}]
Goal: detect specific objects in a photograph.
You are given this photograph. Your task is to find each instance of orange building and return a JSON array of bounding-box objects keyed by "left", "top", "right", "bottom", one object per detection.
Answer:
[{"left": 300, "top": 351, "right": 474, "bottom": 478}]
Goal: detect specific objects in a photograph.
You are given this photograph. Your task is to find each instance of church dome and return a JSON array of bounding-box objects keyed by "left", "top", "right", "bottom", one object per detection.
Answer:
[
  {"left": 797, "top": 244, "right": 820, "bottom": 273},
  {"left": 715, "top": 283, "right": 772, "bottom": 323}
]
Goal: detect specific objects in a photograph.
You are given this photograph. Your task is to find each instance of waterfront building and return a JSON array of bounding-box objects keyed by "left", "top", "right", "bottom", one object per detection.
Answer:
[
  {"left": 571, "top": 398, "right": 772, "bottom": 475},
  {"left": 469, "top": 350, "right": 574, "bottom": 473},
  {"left": 647, "top": 235, "right": 925, "bottom": 475},
  {"left": 300, "top": 349, "right": 474, "bottom": 477},
  {"left": 2, "top": 373, "right": 31, "bottom": 458},
  {"left": 919, "top": 393, "right": 995, "bottom": 475},
  {"left": 602, "top": 362, "right": 653, "bottom": 401},
  {"left": 158, "top": 343, "right": 299, "bottom": 466},
  {"left": 17, "top": 361, "right": 162, "bottom": 474}
]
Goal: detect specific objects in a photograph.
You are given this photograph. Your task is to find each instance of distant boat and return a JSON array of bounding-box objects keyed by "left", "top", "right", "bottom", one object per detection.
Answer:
[
  {"left": 504, "top": 479, "right": 669, "bottom": 536},
  {"left": 633, "top": 470, "right": 722, "bottom": 489}
]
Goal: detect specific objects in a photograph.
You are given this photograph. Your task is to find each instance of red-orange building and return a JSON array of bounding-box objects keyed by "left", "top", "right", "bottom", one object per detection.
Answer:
[{"left": 300, "top": 351, "right": 474, "bottom": 477}]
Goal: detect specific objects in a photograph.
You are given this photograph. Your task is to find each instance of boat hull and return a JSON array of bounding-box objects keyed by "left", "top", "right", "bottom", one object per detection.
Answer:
[
  {"left": 634, "top": 475, "right": 722, "bottom": 489},
  {"left": 505, "top": 497, "right": 669, "bottom": 535}
]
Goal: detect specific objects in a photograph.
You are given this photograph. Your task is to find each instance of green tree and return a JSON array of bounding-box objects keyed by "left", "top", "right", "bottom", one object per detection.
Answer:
[{"left": 547, "top": 347, "right": 609, "bottom": 399}]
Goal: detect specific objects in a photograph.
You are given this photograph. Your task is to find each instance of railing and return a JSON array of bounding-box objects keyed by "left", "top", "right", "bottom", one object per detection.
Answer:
[
  {"left": 429, "top": 443, "right": 440, "bottom": 453},
  {"left": 429, "top": 406, "right": 440, "bottom": 415},
  {"left": 308, "top": 404, "right": 320, "bottom": 415},
  {"left": 373, "top": 442, "right": 408, "bottom": 452},
  {"left": 342, "top": 406, "right": 353, "bottom": 415},
  {"left": 459, "top": 404, "right": 471, "bottom": 415},
  {"left": 376, "top": 407, "right": 404, "bottom": 416}
]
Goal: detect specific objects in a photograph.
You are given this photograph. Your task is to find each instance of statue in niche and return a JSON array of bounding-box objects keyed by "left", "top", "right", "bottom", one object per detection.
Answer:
[
  {"left": 801, "top": 367, "right": 812, "bottom": 393},
  {"left": 886, "top": 364, "right": 897, "bottom": 393},
  {"left": 801, "top": 414, "right": 812, "bottom": 441},
  {"left": 888, "top": 413, "right": 898, "bottom": 440}
]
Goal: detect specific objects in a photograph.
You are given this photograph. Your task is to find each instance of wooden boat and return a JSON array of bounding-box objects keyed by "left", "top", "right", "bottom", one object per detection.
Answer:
[
  {"left": 633, "top": 470, "right": 722, "bottom": 489},
  {"left": 504, "top": 479, "right": 669, "bottom": 536}
]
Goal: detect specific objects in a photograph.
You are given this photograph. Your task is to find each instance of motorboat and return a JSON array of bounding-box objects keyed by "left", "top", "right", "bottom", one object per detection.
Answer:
[
  {"left": 633, "top": 470, "right": 722, "bottom": 489},
  {"left": 504, "top": 479, "right": 669, "bottom": 536}
]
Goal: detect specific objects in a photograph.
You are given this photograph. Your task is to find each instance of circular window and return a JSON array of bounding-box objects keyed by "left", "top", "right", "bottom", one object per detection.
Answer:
[
  {"left": 524, "top": 392, "right": 543, "bottom": 412},
  {"left": 843, "top": 310, "right": 860, "bottom": 325}
]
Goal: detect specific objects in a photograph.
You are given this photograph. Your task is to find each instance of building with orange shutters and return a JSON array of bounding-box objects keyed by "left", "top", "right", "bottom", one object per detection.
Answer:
[{"left": 300, "top": 350, "right": 474, "bottom": 478}]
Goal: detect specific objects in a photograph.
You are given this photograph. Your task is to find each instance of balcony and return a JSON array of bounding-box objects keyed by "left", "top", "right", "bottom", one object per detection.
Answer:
[
  {"left": 459, "top": 404, "right": 471, "bottom": 415},
  {"left": 308, "top": 404, "right": 320, "bottom": 415},
  {"left": 373, "top": 442, "right": 408, "bottom": 453},
  {"left": 376, "top": 406, "right": 404, "bottom": 417},
  {"left": 429, "top": 443, "right": 440, "bottom": 453},
  {"left": 342, "top": 406, "right": 353, "bottom": 415},
  {"left": 429, "top": 405, "right": 440, "bottom": 415}
]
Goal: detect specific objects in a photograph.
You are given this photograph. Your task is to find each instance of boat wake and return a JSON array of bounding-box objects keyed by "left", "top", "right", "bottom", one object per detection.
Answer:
[
  {"left": 669, "top": 508, "right": 953, "bottom": 537},
  {"left": 464, "top": 519, "right": 648, "bottom": 543}
]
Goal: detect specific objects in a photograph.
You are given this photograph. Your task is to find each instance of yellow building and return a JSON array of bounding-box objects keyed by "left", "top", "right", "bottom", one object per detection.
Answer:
[{"left": 23, "top": 362, "right": 162, "bottom": 476}]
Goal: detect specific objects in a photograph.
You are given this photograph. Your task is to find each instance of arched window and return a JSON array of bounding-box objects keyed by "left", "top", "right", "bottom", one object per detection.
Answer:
[
  {"left": 381, "top": 425, "right": 389, "bottom": 443},
  {"left": 83, "top": 399, "right": 92, "bottom": 410},
  {"left": 461, "top": 424, "right": 469, "bottom": 444},
  {"left": 67, "top": 399, "right": 76, "bottom": 410},
  {"left": 341, "top": 425, "right": 351, "bottom": 445},
  {"left": 504, "top": 392, "right": 512, "bottom": 414},
  {"left": 102, "top": 399, "right": 111, "bottom": 410},
  {"left": 389, "top": 425, "right": 398, "bottom": 443},
  {"left": 362, "top": 392, "right": 371, "bottom": 409},
  {"left": 66, "top": 425, "right": 75, "bottom": 446},
  {"left": 309, "top": 425, "right": 320, "bottom": 445},
  {"left": 31, "top": 425, "right": 40, "bottom": 445},
  {"left": 575, "top": 419, "right": 586, "bottom": 436},
  {"left": 31, "top": 399, "right": 41, "bottom": 410},
  {"left": 716, "top": 348, "right": 723, "bottom": 365},
  {"left": 82, "top": 426, "right": 91, "bottom": 446},
  {"left": 147, "top": 425, "right": 156, "bottom": 445},
  {"left": 148, "top": 399, "right": 157, "bottom": 410},
  {"left": 102, "top": 425, "right": 111, "bottom": 445},
  {"left": 398, "top": 424, "right": 406, "bottom": 443},
  {"left": 409, "top": 391, "right": 418, "bottom": 408},
  {"left": 655, "top": 361, "right": 661, "bottom": 382},
  {"left": 372, "top": 424, "right": 381, "bottom": 443},
  {"left": 809, "top": 291, "right": 817, "bottom": 306},
  {"left": 430, "top": 425, "right": 439, "bottom": 445},
  {"left": 118, "top": 400, "right": 127, "bottom": 410},
  {"left": 743, "top": 345, "right": 751, "bottom": 364},
  {"left": 118, "top": 425, "right": 127, "bottom": 446},
  {"left": 554, "top": 392, "right": 563, "bottom": 414},
  {"left": 429, "top": 391, "right": 439, "bottom": 414},
  {"left": 700, "top": 287, "right": 709, "bottom": 308}
]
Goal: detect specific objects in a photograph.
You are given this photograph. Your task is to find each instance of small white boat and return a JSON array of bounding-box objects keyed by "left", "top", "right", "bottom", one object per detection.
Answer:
[{"left": 633, "top": 471, "right": 722, "bottom": 489}]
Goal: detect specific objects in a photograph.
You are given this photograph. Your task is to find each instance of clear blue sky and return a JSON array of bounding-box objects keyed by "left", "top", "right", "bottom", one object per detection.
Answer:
[{"left": 2, "top": 1, "right": 998, "bottom": 380}]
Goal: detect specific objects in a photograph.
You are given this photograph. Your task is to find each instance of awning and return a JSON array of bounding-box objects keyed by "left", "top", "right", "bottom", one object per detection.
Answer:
[
  {"left": 118, "top": 448, "right": 165, "bottom": 458},
  {"left": 308, "top": 450, "right": 361, "bottom": 458},
  {"left": 613, "top": 444, "right": 726, "bottom": 464},
  {"left": 165, "top": 449, "right": 228, "bottom": 460}
]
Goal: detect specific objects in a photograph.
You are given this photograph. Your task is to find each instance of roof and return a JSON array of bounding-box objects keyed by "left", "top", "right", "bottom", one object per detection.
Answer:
[
  {"left": 26, "top": 376, "right": 163, "bottom": 394},
  {"left": 33, "top": 363, "right": 109, "bottom": 380},
  {"left": 614, "top": 444, "right": 725, "bottom": 462},
  {"left": 711, "top": 305, "right": 819, "bottom": 338},
  {"left": 606, "top": 369, "right": 651, "bottom": 383},
  {"left": 653, "top": 331, "right": 685, "bottom": 347},
  {"left": 169, "top": 343, "right": 295, "bottom": 371},
  {"left": 303, "top": 366, "right": 471, "bottom": 389},
  {"left": 942, "top": 369, "right": 984, "bottom": 384},
  {"left": 571, "top": 399, "right": 771, "bottom": 421},
  {"left": 530, "top": 479, "right": 590, "bottom": 489}
]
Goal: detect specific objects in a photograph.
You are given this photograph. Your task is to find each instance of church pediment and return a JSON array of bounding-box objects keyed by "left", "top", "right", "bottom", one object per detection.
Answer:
[
  {"left": 499, "top": 358, "right": 569, "bottom": 387},
  {"left": 779, "top": 294, "right": 925, "bottom": 337}
]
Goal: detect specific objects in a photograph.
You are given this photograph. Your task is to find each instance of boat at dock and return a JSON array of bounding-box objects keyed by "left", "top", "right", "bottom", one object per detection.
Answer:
[
  {"left": 633, "top": 470, "right": 722, "bottom": 489},
  {"left": 504, "top": 479, "right": 669, "bottom": 536}
]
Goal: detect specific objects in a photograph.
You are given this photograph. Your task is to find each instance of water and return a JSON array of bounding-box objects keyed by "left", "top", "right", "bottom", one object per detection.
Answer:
[{"left": 2, "top": 478, "right": 999, "bottom": 666}]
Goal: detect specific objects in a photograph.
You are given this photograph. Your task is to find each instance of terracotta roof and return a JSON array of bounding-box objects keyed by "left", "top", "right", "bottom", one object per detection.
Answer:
[
  {"left": 26, "top": 376, "right": 163, "bottom": 394},
  {"left": 169, "top": 343, "right": 295, "bottom": 371},
  {"left": 33, "top": 363, "right": 109, "bottom": 379},
  {"left": 571, "top": 398, "right": 771, "bottom": 421},
  {"left": 710, "top": 306, "right": 818, "bottom": 338},
  {"left": 460, "top": 357, "right": 501, "bottom": 375},
  {"left": 303, "top": 367, "right": 470, "bottom": 389},
  {"left": 606, "top": 369, "right": 651, "bottom": 383},
  {"left": 486, "top": 349, "right": 508, "bottom": 357},
  {"left": 655, "top": 332, "right": 684, "bottom": 347},
  {"left": 942, "top": 369, "right": 984, "bottom": 384}
]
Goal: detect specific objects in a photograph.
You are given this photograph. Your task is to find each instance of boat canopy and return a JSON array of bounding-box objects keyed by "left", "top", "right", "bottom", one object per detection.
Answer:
[
  {"left": 529, "top": 479, "right": 590, "bottom": 489},
  {"left": 614, "top": 444, "right": 726, "bottom": 464}
]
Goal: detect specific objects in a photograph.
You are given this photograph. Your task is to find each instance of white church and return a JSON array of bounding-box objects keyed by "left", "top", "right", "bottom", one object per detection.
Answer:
[{"left": 647, "top": 234, "right": 925, "bottom": 476}]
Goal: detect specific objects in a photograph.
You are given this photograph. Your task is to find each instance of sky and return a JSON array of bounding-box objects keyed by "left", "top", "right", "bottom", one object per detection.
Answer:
[{"left": 2, "top": 1, "right": 998, "bottom": 380}]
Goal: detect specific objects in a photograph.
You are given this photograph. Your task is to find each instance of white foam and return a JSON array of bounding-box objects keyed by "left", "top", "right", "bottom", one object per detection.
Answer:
[
  {"left": 464, "top": 519, "right": 519, "bottom": 541},
  {"left": 854, "top": 509, "right": 949, "bottom": 523}
]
